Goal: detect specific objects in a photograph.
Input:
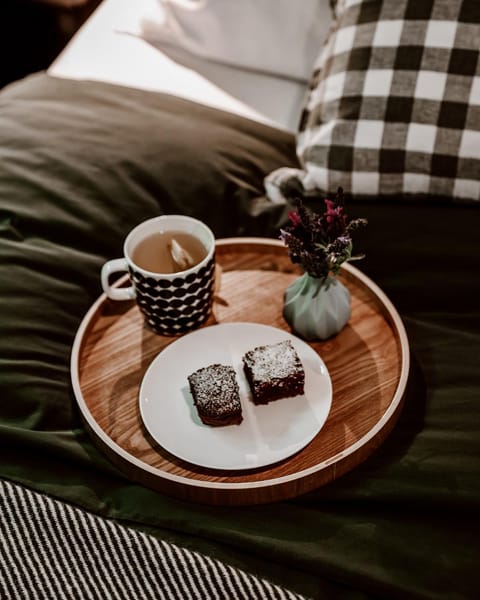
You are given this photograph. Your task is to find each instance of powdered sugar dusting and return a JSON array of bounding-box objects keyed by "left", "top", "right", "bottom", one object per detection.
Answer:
[
  {"left": 243, "top": 340, "right": 303, "bottom": 381},
  {"left": 188, "top": 364, "right": 241, "bottom": 417}
]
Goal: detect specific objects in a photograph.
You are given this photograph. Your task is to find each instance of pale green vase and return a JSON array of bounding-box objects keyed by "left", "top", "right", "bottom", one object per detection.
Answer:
[{"left": 283, "top": 273, "right": 351, "bottom": 341}]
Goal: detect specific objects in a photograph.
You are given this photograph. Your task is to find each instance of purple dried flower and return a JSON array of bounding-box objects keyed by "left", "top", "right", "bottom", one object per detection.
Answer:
[
  {"left": 279, "top": 188, "right": 367, "bottom": 279},
  {"left": 287, "top": 210, "right": 302, "bottom": 226}
]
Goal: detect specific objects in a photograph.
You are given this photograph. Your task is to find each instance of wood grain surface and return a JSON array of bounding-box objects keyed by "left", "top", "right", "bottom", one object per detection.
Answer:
[{"left": 71, "top": 238, "right": 409, "bottom": 505}]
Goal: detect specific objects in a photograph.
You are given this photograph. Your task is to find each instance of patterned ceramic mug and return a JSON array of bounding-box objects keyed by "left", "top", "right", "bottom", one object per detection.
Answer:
[{"left": 101, "top": 215, "right": 216, "bottom": 335}]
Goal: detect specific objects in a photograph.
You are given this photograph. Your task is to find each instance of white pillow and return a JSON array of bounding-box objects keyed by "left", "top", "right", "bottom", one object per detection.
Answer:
[{"left": 140, "top": 0, "right": 333, "bottom": 82}]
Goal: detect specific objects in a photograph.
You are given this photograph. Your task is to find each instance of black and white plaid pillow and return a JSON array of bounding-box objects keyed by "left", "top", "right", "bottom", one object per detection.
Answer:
[{"left": 266, "top": 0, "right": 480, "bottom": 203}]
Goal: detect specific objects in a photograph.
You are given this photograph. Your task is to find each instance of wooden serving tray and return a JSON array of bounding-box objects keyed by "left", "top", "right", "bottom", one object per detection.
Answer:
[{"left": 71, "top": 238, "right": 409, "bottom": 505}]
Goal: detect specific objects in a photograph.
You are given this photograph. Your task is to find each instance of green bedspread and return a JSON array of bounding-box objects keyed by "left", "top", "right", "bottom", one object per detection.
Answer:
[{"left": 0, "top": 73, "right": 478, "bottom": 600}]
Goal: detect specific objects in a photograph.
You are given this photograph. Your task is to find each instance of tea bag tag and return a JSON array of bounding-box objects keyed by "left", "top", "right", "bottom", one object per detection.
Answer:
[{"left": 169, "top": 238, "right": 196, "bottom": 271}]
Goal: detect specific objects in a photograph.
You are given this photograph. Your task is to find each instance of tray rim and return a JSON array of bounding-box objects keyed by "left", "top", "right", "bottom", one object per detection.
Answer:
[{"left": 71, "top": 237, "right": 410, "bottom": 492}]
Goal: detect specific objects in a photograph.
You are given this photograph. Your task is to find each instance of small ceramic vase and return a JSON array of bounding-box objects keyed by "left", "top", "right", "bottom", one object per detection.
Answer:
[{"left": 283, "top": 273, "right": 351, "bottom": 341}]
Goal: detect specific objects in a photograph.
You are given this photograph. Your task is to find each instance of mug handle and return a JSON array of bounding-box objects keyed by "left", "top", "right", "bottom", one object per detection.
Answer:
[{"left": 101, "top": 258, "right": 136, "bottom": 301}]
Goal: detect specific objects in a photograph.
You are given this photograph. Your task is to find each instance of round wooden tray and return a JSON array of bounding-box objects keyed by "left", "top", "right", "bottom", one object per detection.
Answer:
[{"left": 71, "top": 238, "right": 409, "bottom": 505}]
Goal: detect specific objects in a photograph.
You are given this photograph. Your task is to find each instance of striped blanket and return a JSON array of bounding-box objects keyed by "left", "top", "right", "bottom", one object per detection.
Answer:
[{"left": 0, "top": 479, "right": 307, "bottom": 600}]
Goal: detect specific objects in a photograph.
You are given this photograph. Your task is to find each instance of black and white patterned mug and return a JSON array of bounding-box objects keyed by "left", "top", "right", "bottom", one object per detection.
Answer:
[{"left": 101, "top": 215, "right": 216, "bottom": 335}]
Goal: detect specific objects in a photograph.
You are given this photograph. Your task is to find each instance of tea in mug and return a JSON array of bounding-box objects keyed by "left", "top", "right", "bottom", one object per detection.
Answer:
[{"left": 131, "top": 230, "right": 208, "bottom": 274}]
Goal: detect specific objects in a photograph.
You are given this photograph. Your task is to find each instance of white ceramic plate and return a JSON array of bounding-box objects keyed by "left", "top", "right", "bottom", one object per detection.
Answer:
[{"left": 139, "top": 322, "right": 332, "bottom": 470}]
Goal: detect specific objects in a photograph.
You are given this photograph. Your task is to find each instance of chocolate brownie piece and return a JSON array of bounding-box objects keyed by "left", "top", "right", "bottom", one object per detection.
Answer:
[
  {"left": 188, "top": 364, "right": 242, "bottom": 426},
  {"left": 242, "top": 340, "right": 305, "bottom": 404}
]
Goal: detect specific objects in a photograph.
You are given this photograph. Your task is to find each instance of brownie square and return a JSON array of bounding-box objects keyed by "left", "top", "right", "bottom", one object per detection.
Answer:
[
  {"left": 242, "top": 340, "right": 305, "bottom": 405},
  {"left": 188, "top": 364, "right": 242, "bottom": 427}
]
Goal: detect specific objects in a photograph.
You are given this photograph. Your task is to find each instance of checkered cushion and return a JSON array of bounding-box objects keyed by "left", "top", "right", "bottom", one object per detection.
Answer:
[{"left": 265, "top": 0, "right": 480, "bottom": 203}]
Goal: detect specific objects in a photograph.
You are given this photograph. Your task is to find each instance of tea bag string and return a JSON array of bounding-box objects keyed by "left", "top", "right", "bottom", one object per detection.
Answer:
[{"left": 169, "top": 238, "right": 196, "bottom": 271}]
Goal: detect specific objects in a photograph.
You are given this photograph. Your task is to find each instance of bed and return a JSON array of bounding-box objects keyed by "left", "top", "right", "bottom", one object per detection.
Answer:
[{"left": 1, "top": 1, "right": 479, "bottom": 598}]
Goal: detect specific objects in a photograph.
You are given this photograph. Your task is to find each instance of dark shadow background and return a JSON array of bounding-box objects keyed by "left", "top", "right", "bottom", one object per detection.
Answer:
[{"left": 0, "top": 0, "right": 101, "bottom": 89}]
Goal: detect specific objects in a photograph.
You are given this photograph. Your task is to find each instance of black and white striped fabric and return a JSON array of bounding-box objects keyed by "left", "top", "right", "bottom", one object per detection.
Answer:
[
  {"left": 0, "top": 479, "right": 307, "bottom": 600},
  {"left": 266, "top": 0, "right": 480, "bottom": 203}
]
